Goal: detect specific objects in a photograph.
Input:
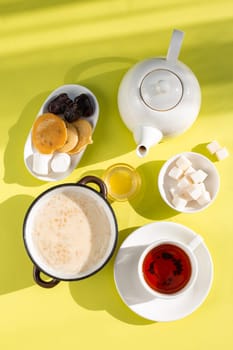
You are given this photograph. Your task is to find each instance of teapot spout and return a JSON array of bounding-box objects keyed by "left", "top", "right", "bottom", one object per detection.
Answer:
[{"left": 134, "top": 126, "right": 163, "bottom": 158}]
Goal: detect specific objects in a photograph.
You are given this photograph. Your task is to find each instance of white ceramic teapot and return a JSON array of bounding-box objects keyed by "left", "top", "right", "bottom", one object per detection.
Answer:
[{"left": 118, "top": 29, "right": 201, "bottom": 157}]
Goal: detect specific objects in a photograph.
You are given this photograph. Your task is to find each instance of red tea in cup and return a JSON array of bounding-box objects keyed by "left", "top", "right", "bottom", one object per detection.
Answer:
[{"left": 142, "top": 243, "right": 192, "bottom": 294}]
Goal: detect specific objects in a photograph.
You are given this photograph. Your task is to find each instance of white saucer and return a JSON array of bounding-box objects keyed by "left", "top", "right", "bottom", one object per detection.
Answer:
[
  {"left": 24, "top": 84, "right": 99, "bottom": 182},
  {"left": 114, "top": 222, "right": 213, "bottom": 322}
]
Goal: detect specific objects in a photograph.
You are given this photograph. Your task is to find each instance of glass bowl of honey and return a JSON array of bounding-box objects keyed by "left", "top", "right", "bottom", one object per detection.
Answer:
[{"left": 102, "top": 163, "right": 141, "bottom": 202}]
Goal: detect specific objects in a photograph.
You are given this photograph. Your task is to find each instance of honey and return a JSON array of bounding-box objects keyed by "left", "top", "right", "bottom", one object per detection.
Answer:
[{"left": 103, "top": 163, "right": 141, "bottom": 201}]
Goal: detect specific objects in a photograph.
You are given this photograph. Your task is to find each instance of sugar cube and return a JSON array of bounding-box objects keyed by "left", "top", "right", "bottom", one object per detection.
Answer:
[
  {"left": 206, "top": 140, "right": 221, "bottom": 154},
  {"left": 197, "top": 191, "right": 211, "bottom": 206},
  {"left": 198, "top": 182, "right": 206, "bottom": 192},
  {"left": 177, "top": 176, "right": 192, "bottom": 190},
  {"left": 176, "top": 155, "right": 192, "bottom": 171},
  {"left": 168, "top": 166, "right": 183, "bottom": 180},
  {"left": 216, "top": 147, "right": 229, "bottom": 161},
  {"left": 179, "top": 190, "right": 192, "bottom": 202},
  {"left": 184, "top": 166, "right": 196, "bottom": 176},
  {"left": 172, "top": 196, "right": 187, "bottom": 209},
  {"left": 185, "top": 184, "right": 204, "bottom": 200},
  {"left": 32, "top": 153, "right": 52, "bottom": 175},
  {"left": 169, "top": 187, "right": 179, "bottom": 198},
  {"left": 189, "top": 169, "right": 208, "bottom": 184}
]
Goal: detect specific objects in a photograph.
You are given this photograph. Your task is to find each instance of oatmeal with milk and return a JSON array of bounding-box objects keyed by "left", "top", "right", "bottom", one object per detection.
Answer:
[{"left": 31, "top": 190, "right": 111, "bottom": 276}]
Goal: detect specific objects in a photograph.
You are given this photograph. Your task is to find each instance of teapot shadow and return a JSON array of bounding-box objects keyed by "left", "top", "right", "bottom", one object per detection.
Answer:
[
  {"left": 4, "top": 56, "right": 137, "bottom": 187},
  {"left": 0, "top": 195, "right": 35, "bottom": 295},
  {"left": 64, "top": 57, "right": 137, "bottom": 166},
  {"left": 69, "top": 227, "right": 154, "bottom": 325},
  {"left": 130, "top": 161, "right": 178, "bottom": 220}
]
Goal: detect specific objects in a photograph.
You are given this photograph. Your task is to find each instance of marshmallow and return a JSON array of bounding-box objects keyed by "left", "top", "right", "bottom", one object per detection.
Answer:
[
  {"left": 189, "top": 169, "right": 208, "bottom": 184},
  {"left": 32, "top": 153, "right": 52, "bottom": 175},
  {"left": 197, "top": 191, "right": 211, "bottom": 206},
  {"left": 176, "top": 155, "right": 192, "bottom": 171},
  {"left": 172, "top": 196, "right": 187, "bottom": 209},
  {"left": 216, "top": 147, "right": 229, "bottom": 161},
  {"left": 206, "top": 140, "right": 221, "bottom": 154},
  {"left": 51, "top": 153, "right": 71, "bottom": 173},
  {"left": 168, "top": 166, "right": 183, "bottom": 180}
]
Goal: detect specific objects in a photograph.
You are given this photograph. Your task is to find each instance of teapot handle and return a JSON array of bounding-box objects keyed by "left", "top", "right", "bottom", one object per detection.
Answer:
[{"left": 166, "top": 29, "right": 184, "bottom": 63}]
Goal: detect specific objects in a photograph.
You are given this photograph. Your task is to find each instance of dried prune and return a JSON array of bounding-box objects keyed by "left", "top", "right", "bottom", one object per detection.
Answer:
[
  {"left": 48, "top": 93, "right": 73, "bottom": 114},
  {"left": 64, "top": 102, "right": 80, "bottom": 123},
  {"left": 74, "top": 94, "right": 94, "bottom": 117}
]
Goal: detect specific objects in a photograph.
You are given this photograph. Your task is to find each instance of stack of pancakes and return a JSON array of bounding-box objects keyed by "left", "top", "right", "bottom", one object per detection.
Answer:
[{"left": 32, "top": 113, "right": 93, "bottom": 155}]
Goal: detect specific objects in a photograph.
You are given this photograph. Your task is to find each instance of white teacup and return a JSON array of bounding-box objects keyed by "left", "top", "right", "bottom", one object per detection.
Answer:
[{"left": 138, "top": 235, "right": 203, "bottom": 299}]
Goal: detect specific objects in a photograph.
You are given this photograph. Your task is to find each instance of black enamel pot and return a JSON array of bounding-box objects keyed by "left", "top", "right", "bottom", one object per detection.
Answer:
[{"left": 23, "top": 176, "right": 118, "bottom": 288}]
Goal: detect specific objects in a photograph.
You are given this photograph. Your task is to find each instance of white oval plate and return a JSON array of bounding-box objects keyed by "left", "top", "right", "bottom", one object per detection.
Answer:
[
  {"left": 24, "top": 84, "right": 99, "bottom": 182},
  {"left": 114, "top": 222, "right": 213, "bottom": 322}
]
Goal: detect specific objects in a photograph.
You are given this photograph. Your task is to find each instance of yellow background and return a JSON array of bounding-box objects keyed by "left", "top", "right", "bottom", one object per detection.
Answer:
[{"left": 0, "top": 0, "right": 232, "bottom": 348}]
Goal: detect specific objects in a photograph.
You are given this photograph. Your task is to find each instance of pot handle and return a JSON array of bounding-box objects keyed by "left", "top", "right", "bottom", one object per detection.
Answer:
[
  {"left": 77, "top": 175, "right": 108, "bottom": 199},
  {"left": 33, "top": 266, "right": 60, "bottom": 288}
]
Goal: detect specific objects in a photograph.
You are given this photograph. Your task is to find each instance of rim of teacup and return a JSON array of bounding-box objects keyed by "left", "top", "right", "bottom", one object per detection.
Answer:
[{"left": 138, "top": 239, "right": 199, "bottom": 299}]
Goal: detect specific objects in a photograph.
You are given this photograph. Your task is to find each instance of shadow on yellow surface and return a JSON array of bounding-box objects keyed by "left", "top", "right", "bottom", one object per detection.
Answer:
[
  {"left": 192, "top": 143, "right": 218, "bottom": 163},
  {"left": 64, "top": 56, "right": 137, "bottom": 165},
  {"left": 0, "top": 195, "right": 34, "bottom": 295},
  {"left": 78, "top": 161, "right": 178, "bottom": 221},
  {"left": 69, "top": 226, "right": 154, "bottom": 325},
  {"left": 3, "top": 56, "right": 136, "bottom": 186},
  {"left": 131, "top": 161, "right": 178, "bottom": 220},
  {"left": 3, "top": 92, "right": 51, "bottom": 187},
  {"left": 0, "top": 0, "right": 87, "bottom": 15}
]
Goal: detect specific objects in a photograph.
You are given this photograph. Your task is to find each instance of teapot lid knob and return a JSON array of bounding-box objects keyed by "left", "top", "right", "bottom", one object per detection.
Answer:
[{"left": 140, "top": 69, "right": 183, "bottom": 111}]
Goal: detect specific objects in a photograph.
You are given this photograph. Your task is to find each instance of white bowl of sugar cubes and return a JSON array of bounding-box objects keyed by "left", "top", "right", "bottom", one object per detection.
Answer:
[{"left": 158, "top": 152, "right": 220, "bottom": 213}]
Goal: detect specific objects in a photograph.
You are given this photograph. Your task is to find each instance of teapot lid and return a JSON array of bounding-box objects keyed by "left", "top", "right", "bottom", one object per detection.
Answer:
[{"left": 140, "top": 69, "right": 183, "bottom": 111}]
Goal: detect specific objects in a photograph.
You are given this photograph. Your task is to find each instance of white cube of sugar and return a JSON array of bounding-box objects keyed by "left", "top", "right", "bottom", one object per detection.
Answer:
[
  {"left": 189, "top": 169, "right": 208, "bottom": 184},
  {"left": 179, "top": 190, "right": 192, "bottom": 202},
  {"left": 168, "top": 166, "right": 183, "bottom": 180},
  {"left": 198, "top": 182, "right": 206, "bottom": 192},
  {"left": 184, "top": 166, "right": 196, "bottom": 176},
  {"left": 216, "top": 147, "right": 229, "bottom": 161},
  {"left": 169, "top": 187, "right": 179, "bottom": 198},
  {"left": 177, "top": 176, "right": 192, "bottom": 190},
  {"left": 197, "top": 191, "right": 211, "bottom": 206},
  {"left": 206, "top": 140, "right": 221, "bottom": 154},
  {"left": 186, "top": 184, "right": 203, "bottom": 200},
  {"left": 176, "top": 156, "right": 192, "bottom": 171},
  {"left": 172, "top": 196, "right": 187, "bottom": 209},
  {"left": 32, "top": 153, "right": 52, "bottom": 175}
]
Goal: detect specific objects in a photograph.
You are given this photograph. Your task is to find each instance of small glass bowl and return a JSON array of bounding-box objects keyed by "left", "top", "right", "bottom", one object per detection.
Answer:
[{"left": 102, "top": 163, "right": 141, "bottom": 202}]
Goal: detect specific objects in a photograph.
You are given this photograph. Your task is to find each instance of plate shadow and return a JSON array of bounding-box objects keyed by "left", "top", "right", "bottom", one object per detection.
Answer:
[
  {"left": 69, "top": 226, "right": 154, "bottom": 325},
  {"left": 0, "top": 195, "right": 35, "bottom": 295},
  {"left": 4, "top": 92, "right": 51, "bottom": 187}
]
